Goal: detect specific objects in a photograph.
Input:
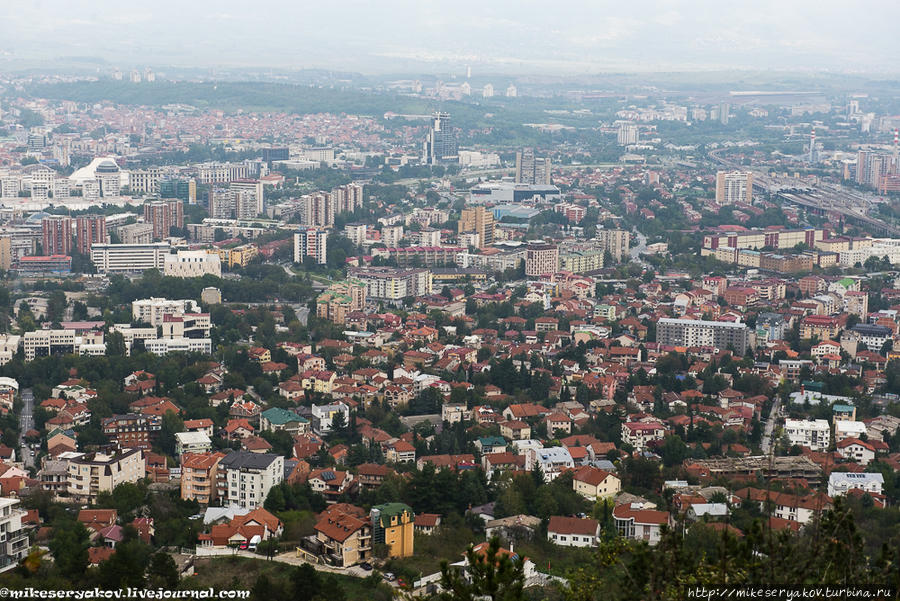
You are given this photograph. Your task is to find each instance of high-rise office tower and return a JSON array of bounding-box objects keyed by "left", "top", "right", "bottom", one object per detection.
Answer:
[
  {"left": 75, "top": 215, "right": 107, "bottom": 255},
  {"left": 423, "top": 112, "right": 458, "bottom": 165},
  {"left": 515, "top": 149, "right": 552, "bottom": 185},
  {"left": 42, "top": 216, "right": 73, "bottom": 255},
  {"left": 458, "top": 206, "right": 494, "bottom": 249},
  {"left": 715, "top": 171, "right": 753, "bottom": 205}
]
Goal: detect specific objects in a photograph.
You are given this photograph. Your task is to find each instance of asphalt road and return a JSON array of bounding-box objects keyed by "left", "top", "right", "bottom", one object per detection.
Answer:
[
  {"left": 18, "top": 388, "right": 34, "bottom": 470},
  {"left": 760, "top": 397, "right": 780, "bottom": 455}
]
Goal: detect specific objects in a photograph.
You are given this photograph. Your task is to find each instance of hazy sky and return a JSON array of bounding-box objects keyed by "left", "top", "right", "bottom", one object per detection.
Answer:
[{"left": 2, "top": 0, "right": 899, "bottom": 75}]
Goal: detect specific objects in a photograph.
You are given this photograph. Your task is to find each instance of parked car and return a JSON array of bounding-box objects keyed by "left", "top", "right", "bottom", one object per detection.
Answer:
[
  {"left": 383, "top": 572, "right": 396, "bottom": 582},
  {"left": 360, "top": 562, "right": 373, "bottom": 571}
]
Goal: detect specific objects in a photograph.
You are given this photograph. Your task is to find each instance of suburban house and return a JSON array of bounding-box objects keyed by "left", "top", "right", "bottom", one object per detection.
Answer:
[
  {"left": 547, "top": 516, "right": 600, "bottom": 547},
  {"left": 612, "top": 503, "right": 671, "bottom": 546},
  {"left": 572, "top": 466, "right": 621, "bottom": 501}
]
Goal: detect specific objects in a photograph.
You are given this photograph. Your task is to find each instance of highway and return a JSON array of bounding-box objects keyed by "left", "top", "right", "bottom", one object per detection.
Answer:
[{"left": 18, "top": 388, "right": 34, "bottom": 471}]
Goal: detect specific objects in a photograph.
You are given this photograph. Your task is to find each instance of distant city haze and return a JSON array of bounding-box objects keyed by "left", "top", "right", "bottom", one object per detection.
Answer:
[{"left": 2, "top": 0, "right": 900, "bottom": 75}]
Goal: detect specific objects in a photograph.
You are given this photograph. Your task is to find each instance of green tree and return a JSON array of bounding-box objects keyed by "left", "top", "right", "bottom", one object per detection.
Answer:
[
  {"left": 48, "top": 520, "right": 90, "bottom": 581},
  {"left": 147, "top": 552, "right": 180, "bottom": 589},
  {"left": 438, "top": 537, "right": 525, "bottom": 601}
]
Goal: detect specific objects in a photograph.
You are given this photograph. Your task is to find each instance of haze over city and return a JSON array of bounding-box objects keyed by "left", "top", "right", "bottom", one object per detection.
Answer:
[{"left": 3, "top": 0, "right": 900, "bottom": 74}]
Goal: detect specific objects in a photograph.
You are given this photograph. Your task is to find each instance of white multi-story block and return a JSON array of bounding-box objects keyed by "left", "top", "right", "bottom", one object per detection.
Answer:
[
  {"left": 217, "top": 451, "right": 284, "bottom": 510},
  {"left": 827, "top": 472, "right": 884, "bottom": 497},
  {"left": 91, "top": 242, "right": 170, "bottom": 274},
  {"left": 0, "top": 498, "right": 29, "bottom": 572},
  {"left": 784, "top": 418, "right": 831, "bottom": 452},
  {"left": 67, "top": 448, "right": 144, "bottom": 504},
  {"left": 525, "top": 446, "right": 574, "bottom": 482},
  {"left": 132, "top": 298, "right": 200, "bottom": 325},
  {"left": 164, "top": 250, "right": 221, "bottom": 278}
]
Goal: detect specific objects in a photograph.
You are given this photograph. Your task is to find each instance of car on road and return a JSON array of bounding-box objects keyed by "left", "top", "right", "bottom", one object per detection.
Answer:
[
  {"left": 383, "top": 572, "right": 395, "bottom": 581},
  {"left": 360, "top": 562, "right": 373, "bottom": 571}
]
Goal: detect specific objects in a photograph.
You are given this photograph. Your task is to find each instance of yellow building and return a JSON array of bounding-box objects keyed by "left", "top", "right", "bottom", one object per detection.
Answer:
[
  {"left": 217, "top": 244, "right": 259, "bottom": 268},
  {"left": 458, "top": 206, "right": 494, "bottom": 248},
  {"left": 0, "top": 237, "right": 10, "bottom": 271},
  {"left": 371, "top": 503, "right": 414, "bottom": 558}
]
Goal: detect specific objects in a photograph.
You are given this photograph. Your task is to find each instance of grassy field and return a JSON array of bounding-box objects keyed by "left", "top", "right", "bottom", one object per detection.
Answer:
[
  {"left": 383, "top": 527, "right": 590, "bottom": 582},
  {"left": 185, "top": 556, "right": 391, "bottom": 600}
]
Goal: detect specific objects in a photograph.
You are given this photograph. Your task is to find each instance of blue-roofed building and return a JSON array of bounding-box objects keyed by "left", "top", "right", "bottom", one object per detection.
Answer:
[
  {"left": 832, "top": 404, "right": 856, "bottom": 422},
  {"left": 475, "top": 436, "right": 508, "bottom": 455}
]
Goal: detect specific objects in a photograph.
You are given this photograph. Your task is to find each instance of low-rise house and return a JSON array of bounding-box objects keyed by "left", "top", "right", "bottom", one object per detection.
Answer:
[
  {"left": 385, "top": 441, "right": 416, "bottom": 464},
  {"left": 499, "top": 420, "right": 531, "bottom": 440},
  {"left": 175, "top": 432, "right": 212, "bottom": 459},
  {"left": 308, "top": 468, "right": 354, "bottom": 502},
  {"left": 621, "top": 422, "right": 668, "bottom": 452},
  {"left": 356, "top": 463, "right": 392, "bottom": 490},
  {"left": 414, "top": 513, "right": 442, "bottom": 535},
  {"left": 259, "top": 407, "right": 310, "bottom": 436},
  {"left": 613, "top": 503, "right": 671, "bottom": 546},
  {"left": 198, "top": 508, "right": 283, "bottom": 548},
  {"left": 836, "top": 438, "right": 876, "bottom": 466},
  {"left": 827, "top": 472, "right": 884, "bottom": 497},
  {"left": 475, "top": 436, "right": 508, "bottom": 455},
  {"left": 572, "top": 466, "right": 621, "bottom": 500},
  {"left": 736, "top": 488, "right": 832, "bottom": 525},
  {"left": 313, "top": 510, "right": 372, "bottom": 567},
  {"left": 547, "top": 516, "right": 600, "bottom": 547}
]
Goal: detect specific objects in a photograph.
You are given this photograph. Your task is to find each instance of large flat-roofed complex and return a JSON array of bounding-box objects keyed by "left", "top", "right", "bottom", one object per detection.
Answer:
[
  {"left": 657, "top": 318, "right": 750, "bottom": 353},
  {"left": 91, "top": 242, "right": 170, "bottom": 274}
]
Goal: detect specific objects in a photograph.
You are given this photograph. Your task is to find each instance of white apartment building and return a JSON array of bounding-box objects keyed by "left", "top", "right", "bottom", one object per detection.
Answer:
[
  {"left": 160, "top": 312, "right": 211, "bottom": 339},
  {"left": 174, "top": 431, "right": 213, "bottom": 458},
  {"left": 0, "top": 498, "right": 29, "bottom": 573},
  {"left": 164, "top": 250, "right": 222, "bottom": 278},
  {"left": 109, "top": 324, "right": 157, "bottom": 355},
  {"left": 621, "top": 422, "right": 668, "bottom": 452},
  {"left": 0, "top": 335, "right": 20, "bottom": 365},
  {"left": 91, "top": 242, "right": 170, "bottom": 274},
  {"left": 344, "top": 224, "right": 367, "bottom": 247},
  {"left": 144, "top": 337, "right": 213, "bottom": 356},
  {"left": 382, "top": 224, "right": 404, "bottom": 247},
  {"left": 827, "top": 472, "right": 884, "bottom": 497},
  {"left": 311, "top": 402, "right": 351, "bottom": 435},
  {"left": 525, "top": 447, "right": 574, "bottom": 482},
  {"left": 715, "top": 171, "right": 753, "bottom": 205},
  {"left": 67, "top": 449, "right": 144, "bottom": 504},
  {"left": 348, "top": 267, "right": 433, "bottom": 302},
  {"left": 834, "top": 420, "right": 867, "bottom": 444},
  {"left": 23, "top": 329, "right": 105, "bottom": 361},
  {"left": 132, "top": 298, "right": 200, "bottom": 325},
  {"left": 294, "top": 228, "right": 328, "bottom": 265},
  {"left": 783, "top": 418, "right": 831, "bottom": 452},
  {"left": 217, "top": 451, "right": 284, "bottom": 510}
]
